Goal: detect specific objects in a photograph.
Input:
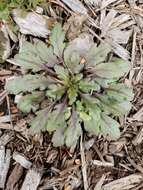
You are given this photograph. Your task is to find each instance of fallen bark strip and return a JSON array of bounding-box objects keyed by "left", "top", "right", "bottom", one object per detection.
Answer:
[
  {"left": 6, "top": 164, "right": 24, "bottom": 190},
  {"left": 102, "top": 174, "right": 143, "bottom": 190},
  {"left": 0, "top": 148, "right": 11, "bottom": 188},
  {"left": 20, "top": 169, "right": 42, "bottom": 190}
]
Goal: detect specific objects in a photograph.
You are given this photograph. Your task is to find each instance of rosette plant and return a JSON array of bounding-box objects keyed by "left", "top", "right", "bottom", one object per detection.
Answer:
[{"left": 6, "top": 23, "right": 133, "bottom": 147}]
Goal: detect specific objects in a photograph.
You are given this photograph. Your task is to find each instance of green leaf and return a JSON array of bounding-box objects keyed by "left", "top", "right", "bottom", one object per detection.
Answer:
[
  {"left": 12, "top": 40, "right": 57, "bottom": 71},
  {"left": 65, "top": 110, "right": 81, "bottom": 147},
  {"left": 35, "top": 40, "right": 58, "bottom": 67},
  {"left": 46, "top": 84, "right": 65, "bottom": 100},
  {"left": 79, "top": 79, "right": 100, "bottom": 93},
  {"left": 17, "top": 91, "right": 44, "bottom": 113},
  {"left": 54, "top": 65, "right": 69, "bottom": 81},
  {"left": 100, "top": 113, "right": 120, "bottom": 140},
  {"left": 94, "top": 58, "right": 130, "bottom": 79},
  {"left": 98, "top": 95, "right": 132, "bottom": 116},
  {"left": 30, "top": 108, "right": 49, "bottom": 133},
  {"left": 5, "top": 74, "right": 50, "bottom": 94},
  {"left": 50, "top": 23, "right": 65, "bottom": 57},
  {"left": 86, "top": 43, "right": 111, "bottom": 66},
  {"left": 106, "top": 83, "right": 134, "bottom": 102},
  {"left": 84, "top": 105, "right": 101, "bottom": 134},
  {"left": 52, "top": 128, "right": 65, "bottom": 147},
  {"left": 68, "top": 87, "right": 78, "bottom": 105},
  {"left": 64, "top": 34, "right": 93, "bottom": 73},
  {"left": 46, "top": 106, "right": 66, "bottom": 132},
  {"left": 94, "top": 77, "right": 117, "bottom": 88}
]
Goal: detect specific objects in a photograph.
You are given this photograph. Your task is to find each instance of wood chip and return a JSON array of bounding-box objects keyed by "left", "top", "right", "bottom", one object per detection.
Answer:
[
  {"left": 94, "top": 174, "right": 106, "bottom": 190},
  {"left": 0, "top": 132, "right": 14, "bottom": 146},
  {"left": 0, "top": 148, "right": 11, "bottom": 188},
  {"left": 20, "top": 169, "right": 42, "bottom": 190},
  {"left": 13, "top": 152, "right": 32, "bottom": 169},
  {"left": 6, "top": 164, "right": 24, "bottom": 190},
  {"left": 12, "top": 9, "right": 54, "bottom": 38},
  {"left": 102, "top": 174, "right": 143, "bottom": 190},
  {"left": 92, "top": 160, "right": 114, "bottom": 167},
  {"left": 61, "top": 0, "right": 87, "bottom": 15},
  {"left": 132, "top": 127, "right": 143, "bottom": 145}
]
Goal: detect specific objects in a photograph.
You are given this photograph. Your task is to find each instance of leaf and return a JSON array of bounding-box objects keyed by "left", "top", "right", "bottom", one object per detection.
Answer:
[
  {"left": 98, "top": 94, "right": 132, "bottom": 116},
  {"left": 106, "top": 83, "right": 134, "bottom": 102},
  {"left": 17, "top": 91, "right": 44, "bottom": 113},
  {"left": 68, "top": 87, "right": 78, "bottom": 105},
  {"left": 5, "top": 74, "right": 51, "bottom": 94},
  {"left": 46, "top": 84, "right": 65, "bottom": 100},
  {"left": 35, "top": 40, "right": 58, "bottom": 67},
  {"left": 94, "top": 77, "right": 117, "bottom": 88},
  {"left": 84, "top": 105, "right": 101, "bottom": 134},
  {"left": 52, "top": 128, "right": 65, "bottom": 147},
  {"left": 79, "top": 79, "right": 100, "bottom": 93},
  {"left": 12, "top": 40, "right": 57, "bottom": 71},
  {"left": 30, "top": 108, "right": 49, "bottom": 133},
  {"left": 94, "top": 58, "right": 130, "bottom": 79},
  {"left": 54, "top": 65, "right": 69, "bottom": 81},
  {"left": 50, "top": 23, "right": 65, "bottom": 57},
  {"left": 64, "top": 33, "right": 93, "bottom": 73},
  {"left": 100, "top": 113, "right": 120, "bottom": 140},
  {"left": 86, "top": 43, "right": 111, "bottom": 66},
  {"left": 46, "top": 105, "right": 66, "bottom": 132},
  {"left": 65, "top": 110, "right": 81, "bottom": 147}
]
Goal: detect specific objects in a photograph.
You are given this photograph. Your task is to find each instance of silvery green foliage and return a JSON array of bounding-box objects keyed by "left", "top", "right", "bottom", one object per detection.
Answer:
[{"left": 5, "top": 23, "right": 133, "bottom": 147}]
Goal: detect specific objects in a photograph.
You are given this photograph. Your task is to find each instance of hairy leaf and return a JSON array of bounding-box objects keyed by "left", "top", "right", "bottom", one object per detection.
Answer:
[
  {"left": 13, "top": 41, "right": 57, "bottom": 71},
  {"left": 17, "top": 91, "right": 44, "bottom": 113},
  {"left": 30, "top": 108, "right": 49, "bottom": 133},
  {"left": 86, "top": 43, "right": 111, "bottom": 66},
  {"left": 6, "top": 75, "right": 50, "bottom": 94},
  {"left": 54, "top": 65, "right": 69, "bottom": 81},
  {"left": 64, "top": 33, "right": 93, "bottom": 73},
  {"left": 52, "top": 128, "right": 65, "bottom": 147},
  {"left": 98, "top": 95, "right": 132, "bottom": 116},
  {"left": 79, "top": 79, "right": 100, "bottom": 93},
  {"left": 100, "top": 113, "right": 120, "bottom": 140},
  {"left": 50, "top": 23, "right": 65, "bottom": 57},
  {"left": 94, "top": 58, "right": 130, "bottom": 79},
  {"left": 46, "top": 84, "right": 65, "bottom": 100},
  {"left": 65, "top": 110, "right": 81, "bottom": 147},
  {"left": 106, "top": 83, "right": 134, "bottom": 102},
  {"left": 84, "top": 106, "right": 101, "bottom": 134}
]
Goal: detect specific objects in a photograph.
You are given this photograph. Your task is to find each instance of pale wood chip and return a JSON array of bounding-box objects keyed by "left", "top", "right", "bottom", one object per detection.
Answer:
[
  {"left": 102, "top": 174, "right": 143, "bottom": 190},
  {"left": 61, "top": 0, "right": 88, "bottom": 15},
  {"left": 92, "top": 160, "right": 114, "bottom": 167},
  {"left": 20, "top": 169, "right": 42, "bottom": 190},
  {"left": 13, "top": 152, "right": 32, "bottom": 169},
  {"left": 0, "top": 132, "right": 14, "bottom": 146},
  {"left": 12, "top": 9, "right": 53, "bottom": 38},
  {"left": 133, "top": 127, "right": 143, "bottom": 145},
  {"left": 0, "top": 148, "right": 11, "bottom": 188},
  {"left": 94, "top": 174, "right": 106, "bottom": 190}
]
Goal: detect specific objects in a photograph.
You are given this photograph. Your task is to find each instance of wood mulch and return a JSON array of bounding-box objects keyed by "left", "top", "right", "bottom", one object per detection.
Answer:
[{"left": 0, "top": 0, "right": 143, "bottom": 189}]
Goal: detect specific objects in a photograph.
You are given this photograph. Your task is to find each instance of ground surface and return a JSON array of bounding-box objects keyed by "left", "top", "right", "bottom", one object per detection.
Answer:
[{"left": 0, "top": 0, "right": 143, "bottom": 190}]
